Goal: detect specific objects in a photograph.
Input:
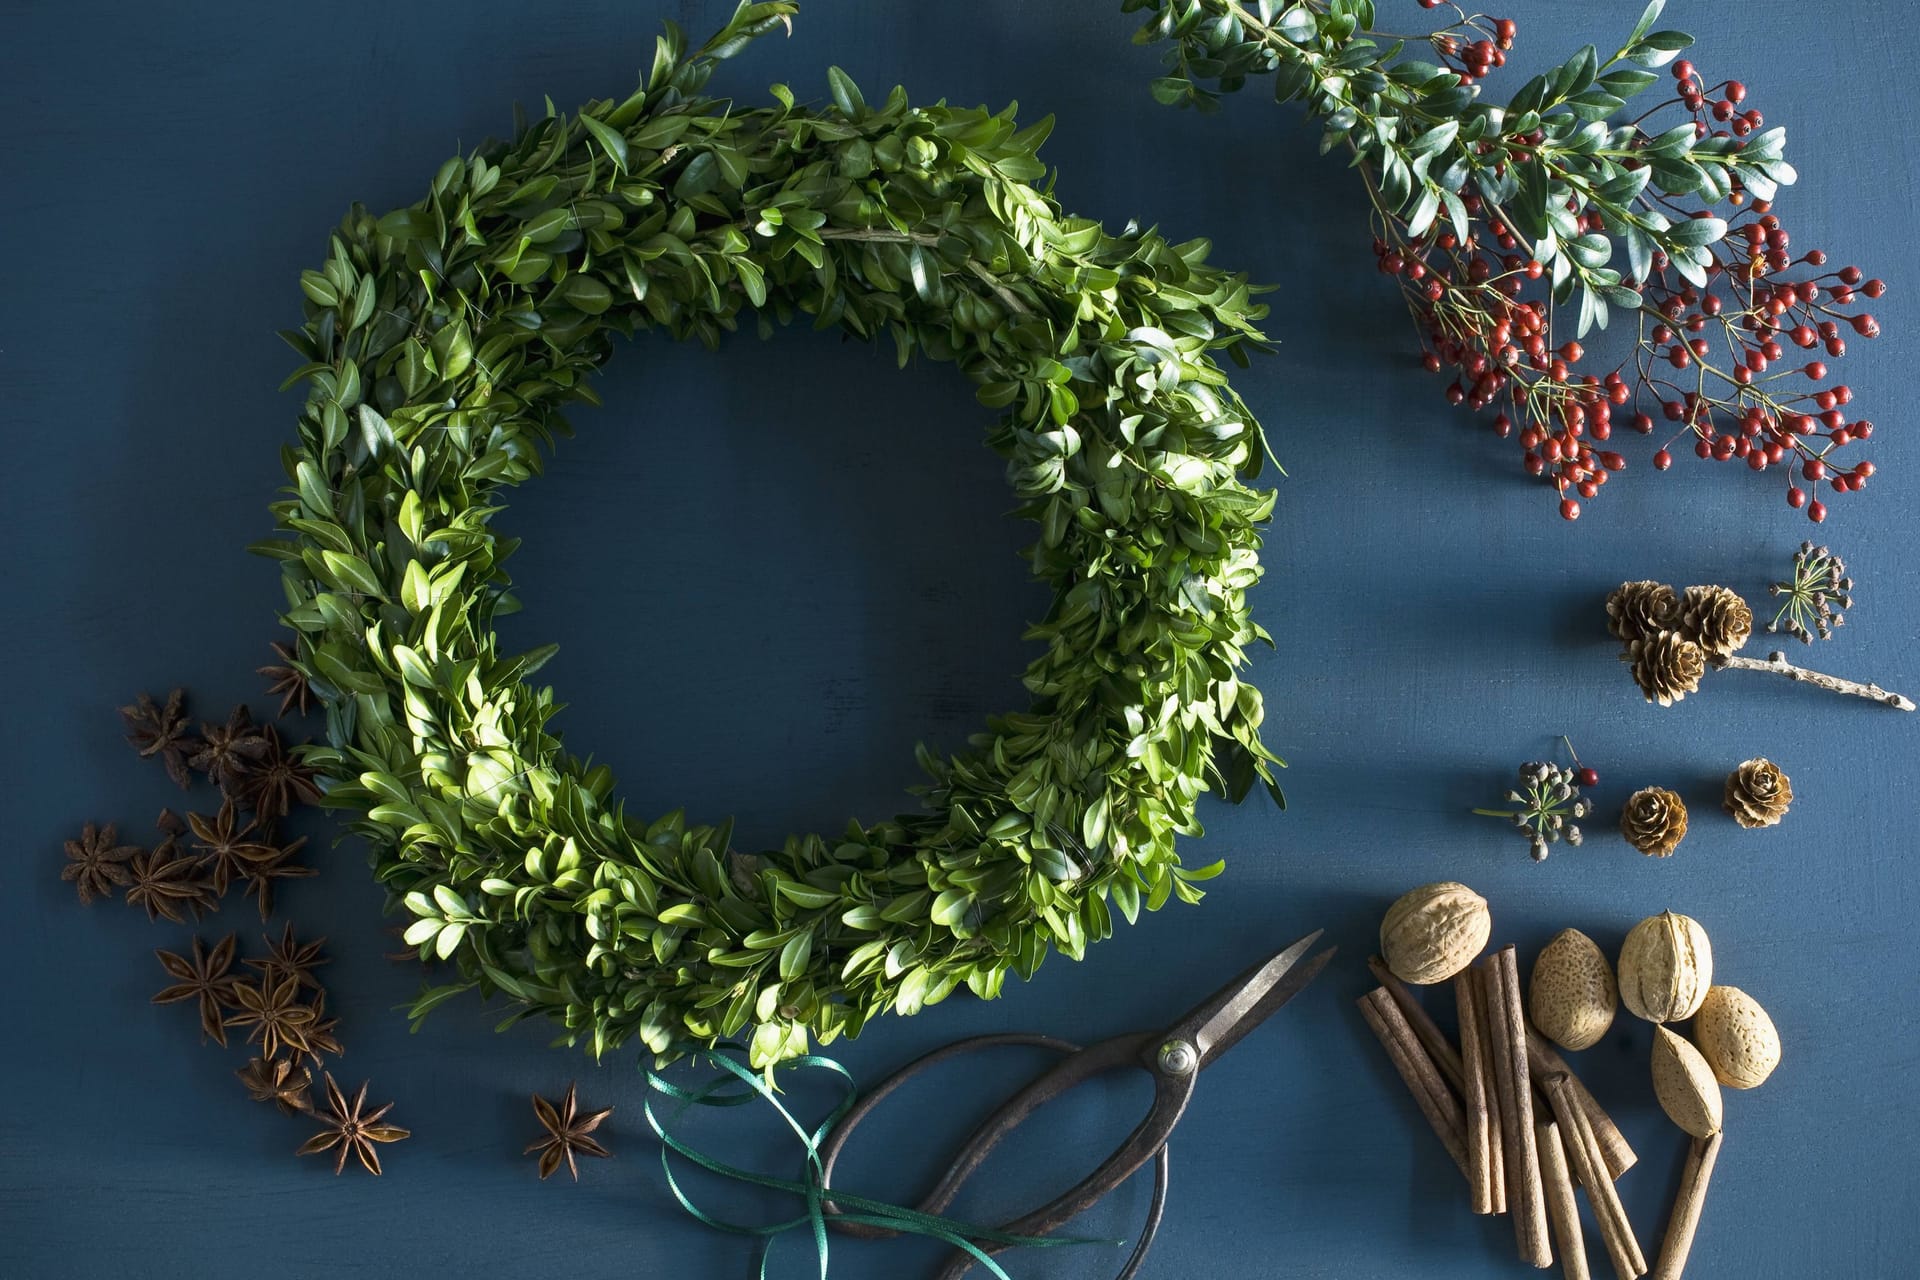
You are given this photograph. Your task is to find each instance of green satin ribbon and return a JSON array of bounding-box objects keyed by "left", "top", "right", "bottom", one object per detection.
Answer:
[{"left": 643, "top": 1043, "right": 1118, "bottom": 1279}]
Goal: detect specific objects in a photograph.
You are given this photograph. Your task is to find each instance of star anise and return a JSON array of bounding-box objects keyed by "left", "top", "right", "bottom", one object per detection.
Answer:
[
  {"left": 298, "top": 1074, "right": 409, "bottom": 1175},
  {"left": 156, "top": 807, "right": 187, "bottom": 837},
  {"left": 151, "top": 934, "right": 239, "bottom": 1046},
  {"left": 61, "top": 822, "right": 139, "bottom": 905},
  {"left": 298, "top": 991, "right": 345, "bottom": 1067},
  {"left": 125, "top": 837, "right": 216, "bottom": 923},
  {"left": 249, "top": 923, "right": 329, "bottom": 993},
  {"left": 233, "top": 723, "right": 323, "bottom": 822},
  {"left": 121, "top": 688, "right": 199, "bottom": 789},
  {"left": 258, "top": 641, "right": 316, "bottom": 718},
  {"left": 525, "top": 1082, "right": 613, "bottom": 1181},
  {"left": 238, "top": 1056, "right": 314, "bottom": 1114},
  {"left": 236, "top": 830, "right": 316, "bottom": 920},
  {"left": 226, "top": 969, "right": 316, "bottom": 1060},
  {"left": 189, "top": 704, "right": 268, "bottom": 794},
  {"left": 187, "top": 799, "right": 278, "bottom": 897}
]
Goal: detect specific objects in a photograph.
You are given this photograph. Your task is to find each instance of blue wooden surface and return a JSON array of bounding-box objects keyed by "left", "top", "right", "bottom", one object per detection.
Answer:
[{"left": 3, "top": 2, "right": 1916, "bottom": 1276}]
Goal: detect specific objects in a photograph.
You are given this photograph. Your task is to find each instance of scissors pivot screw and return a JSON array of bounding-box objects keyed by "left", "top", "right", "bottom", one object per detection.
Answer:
[{"left": 1156, "top": 1039, "right": 1198, "bottom": 1076}]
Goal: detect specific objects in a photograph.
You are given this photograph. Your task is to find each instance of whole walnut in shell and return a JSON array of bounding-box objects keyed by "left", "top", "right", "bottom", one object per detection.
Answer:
[
  {"left": 1617, "top": 911, "right": 1712, "bottom": 1023},
  {"left": 1380, "top": 882, "right": 1491, "bottom": 985}
]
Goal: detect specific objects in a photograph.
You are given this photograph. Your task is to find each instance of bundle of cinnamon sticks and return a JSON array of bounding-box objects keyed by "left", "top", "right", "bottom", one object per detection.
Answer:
[{"left": 1360, "top": 949, "right": 1648, "bottom": 1279}]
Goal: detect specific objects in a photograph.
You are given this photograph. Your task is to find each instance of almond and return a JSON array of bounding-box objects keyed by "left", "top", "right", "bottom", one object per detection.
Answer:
[
  {"left": 1529, "top": 928, "right": 1617, "bottom": 1051},
  {"left": 1694, "top": 985, "right": 1782, "bottom": 1089},
  {"left": 1651, "top": 1025, "right": 1723, "bottom": 1138}
]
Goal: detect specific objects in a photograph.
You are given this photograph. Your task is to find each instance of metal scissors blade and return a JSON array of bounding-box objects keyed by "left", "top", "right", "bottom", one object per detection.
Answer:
[{"left": 1172, "top": 929, "right": 1335, "bottom": 1067}]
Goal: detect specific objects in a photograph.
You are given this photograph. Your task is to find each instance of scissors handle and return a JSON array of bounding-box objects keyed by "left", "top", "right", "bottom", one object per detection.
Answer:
[{"left": 818, "top": 1028, "right": 1189, "bottom": 1263}]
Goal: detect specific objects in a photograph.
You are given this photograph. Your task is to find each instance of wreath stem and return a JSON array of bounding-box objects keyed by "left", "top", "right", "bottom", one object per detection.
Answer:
[{"left": 1716, "top": 651, "right": 1915, "bottom": 710}]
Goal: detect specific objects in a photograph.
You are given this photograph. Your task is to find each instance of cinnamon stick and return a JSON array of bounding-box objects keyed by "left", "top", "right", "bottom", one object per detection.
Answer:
[
  {"left": 1536, "top": 1119, "right": 1592, "bottom": 1280},
  {"left": 1358, "top": 988, "right": 1469, "bottom": 1178},
  {"left": 1476, "top": 961, "right": 1509, "bottom": 1214},
  {"left": 1453, "top": 970, "right": 1495, "bottom": 1215},
  {"left": 1527, "top": 1029, "right": 1637, "bottom": 1178},
  {"left": 1651, "top": 1132, "right": 1723, "bottom": 1280},
  {"left": 1495, "top": 946, "right": 1552, "bottom": 1269},
  {"left": 1545, "top": 1073, "right": 1646, "bottom": 1280},
  {"left": 1369, "top": 954, "right": 1465, "bottom": 1093}
]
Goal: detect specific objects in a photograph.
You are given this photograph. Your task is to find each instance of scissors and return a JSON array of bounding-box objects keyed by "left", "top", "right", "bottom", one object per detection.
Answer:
[{"left": 816, "top": 929, "right": 1335, "bottom": 1280}]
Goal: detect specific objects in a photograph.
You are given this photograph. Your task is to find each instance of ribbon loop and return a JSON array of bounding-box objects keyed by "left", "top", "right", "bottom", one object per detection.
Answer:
[{"left": 643, "top": 1044, "right": 1118, "bottom": 1280}]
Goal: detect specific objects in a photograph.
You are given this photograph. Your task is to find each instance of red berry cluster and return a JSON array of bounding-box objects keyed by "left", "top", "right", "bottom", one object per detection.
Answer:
[
  {"left": 1373, "top": 16, "right": 1887, "bottom": 521},
  {"left": 1427, "top": 13, "right": 1517, "bottom": 83}
]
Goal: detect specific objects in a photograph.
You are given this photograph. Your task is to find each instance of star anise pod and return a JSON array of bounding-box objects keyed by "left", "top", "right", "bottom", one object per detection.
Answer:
[
  {"left": 187, "top": 799, "right": 278, "bottom": 897},
  {"left": 298, "top": 991, "right": 345, "bottom": 1067},
  {"left": 125, "top": 837, "right": 217, "bottom": 924},
  {"left": 226, "top": 969, "right": 316, "bottom": 1061},
  {"left": 156, "top": 807, "right": 187, "bottom": 837},
  {"left": 189, "top": 704, "right": 268, "bottom": 794},
  {"left": 152, "top": 934, "right": 239, "bottom": 1046},
  {"left": 233, "top": 723, "right": 323, "bottom": 822},
  {"left": 61, "top": 822, "right": 139, "bottom": 905},
  {"left": 238, "top": 1056, "right": 314, "bottom": 1114},
  {"left": 121, "top": 688, "right": 199, "bottom": 789},
  {"left": 237, "top": 830, "right": 316, "bottom": 920},
  {"left": 249, "top": 923, "right": 329, "bottom": 993},
  {"left": 258, "top": 641, "right": 316, "bottom": 718},
  {"left": 525, "top": 1082, "right": 613, "bottom": 1181},
  {"left": 298, "top": 1074, "right": 409, "bottom": 1175}
]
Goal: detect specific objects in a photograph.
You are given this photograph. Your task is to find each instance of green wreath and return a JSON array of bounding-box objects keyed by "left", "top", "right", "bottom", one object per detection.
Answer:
[{"left": 265, "top": 2, "right": 1282, "bottom": 1066}]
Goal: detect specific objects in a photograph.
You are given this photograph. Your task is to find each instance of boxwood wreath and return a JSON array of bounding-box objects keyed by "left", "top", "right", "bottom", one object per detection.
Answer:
[{"left": 263, "top": 2, "right": 1284, "bottom": 1068}]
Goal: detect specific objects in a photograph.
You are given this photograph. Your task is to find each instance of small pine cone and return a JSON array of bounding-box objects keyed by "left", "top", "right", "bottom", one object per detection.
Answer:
[
  {"left": 1621, "top": 786, "right": 1689, "bottom": 856},
  {"left": 1628, "top": 631, "right": 1705, "bottom": 706},
  {"left": 1607, "top": 580, "right": 1680, "bottom": 643},
  {"left": 1677, "top": 584, "right": 1753, "bottom": 659},
  {"left": 1724, "top": 758, "right": 1793, "bottom": 829}
]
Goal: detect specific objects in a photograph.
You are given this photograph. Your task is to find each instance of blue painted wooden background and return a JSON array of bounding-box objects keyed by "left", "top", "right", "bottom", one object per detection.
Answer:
[{"left": 4, "top": 2, "right": 1915, "bottom": 1276}]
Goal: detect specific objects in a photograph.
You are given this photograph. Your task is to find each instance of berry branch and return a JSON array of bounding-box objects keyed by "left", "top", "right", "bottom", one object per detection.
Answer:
[
  {"left": 1126, "top": 0, "right": 1887, "bottom": 520},
  {"left": 1717, "top": 651, "right": 1915, "bottom": 711}
]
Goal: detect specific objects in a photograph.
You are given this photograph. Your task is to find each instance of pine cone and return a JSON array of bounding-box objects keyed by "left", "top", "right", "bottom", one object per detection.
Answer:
[
  {"left": 1607, "top": 580, "right": 1679, "bottom": 643},
  {"left": 1677, "top": 584, "right": 1753, "bottom": 659},
  {"left": 1621, "top": 787, "right": 1688, "bottom": 856},
  {"left": 1628, "top": 631, "right": 1705, "bottom": 706},
  {"left": 1724, "top": 758, "right": 1792, "bottom": 828}
]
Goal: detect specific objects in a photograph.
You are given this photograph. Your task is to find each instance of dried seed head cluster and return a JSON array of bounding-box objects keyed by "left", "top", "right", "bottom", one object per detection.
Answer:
[
  {"left": 1767, "top": 542, "right": 1851, "bottom": 642},
  {"left": 1477, "top": 760, "right": 1590, "bottom": 861}
]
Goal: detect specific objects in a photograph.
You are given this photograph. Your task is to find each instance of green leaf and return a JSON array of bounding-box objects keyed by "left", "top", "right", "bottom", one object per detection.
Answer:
[
  {"left": 908, "top": 244, "right": 935, "bottom": 300},
  {"left": 826, "top": 66, "right": 866, "bottom": 119},
  {"left": 930, "top": 889, "right": 971, "bottom": 928},
  {"left": 778, "top": 930, "right": 813, "bottom": 981},
  {"left": 1275, "top": 5, "right": 1316, "bottom": 43},
  {"left": 1628, "top": 0, "right": 1665, "bottom": 45},
  {"left": 580, "top": 114, "right": 629, "bottom": 172},
  {"left": 558, "top": 274, "right": 613, "bottom": 314},
  {"left": 320, "top": 550, "right": 383, "bottom": 597},
  {"left": 1664, "top": 215, "right": 1727, "bottom": 248}
]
